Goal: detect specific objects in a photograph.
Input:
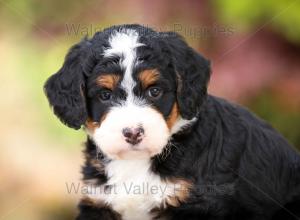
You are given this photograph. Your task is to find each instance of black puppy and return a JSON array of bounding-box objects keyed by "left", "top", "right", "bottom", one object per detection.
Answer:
[{"left": 44, "top": 24, "right": 300, "bottom": 220}]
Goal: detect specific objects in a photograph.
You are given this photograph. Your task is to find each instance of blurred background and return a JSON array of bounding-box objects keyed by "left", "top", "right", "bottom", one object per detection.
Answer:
[{"left": 0, "top": 0, "right": 300, "bottom": 219}]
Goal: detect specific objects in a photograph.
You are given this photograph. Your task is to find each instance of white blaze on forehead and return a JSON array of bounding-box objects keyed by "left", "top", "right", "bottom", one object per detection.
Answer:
[{"left": 103, "top": 29, "right": 144, "bottom": 104}]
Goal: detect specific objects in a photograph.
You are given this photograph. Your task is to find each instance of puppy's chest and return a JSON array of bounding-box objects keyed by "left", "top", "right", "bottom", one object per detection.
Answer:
[{"left": 87, "top": 160, "right": 182, "bottom": 220}]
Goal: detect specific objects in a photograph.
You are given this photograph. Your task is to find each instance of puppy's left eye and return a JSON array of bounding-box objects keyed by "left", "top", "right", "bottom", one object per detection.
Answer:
[
  {"left": 98, "top": 90, "right": 112, "bottom": 101},
  {"left": 147, "top": 86, "right": 162, "bottom": 99}
]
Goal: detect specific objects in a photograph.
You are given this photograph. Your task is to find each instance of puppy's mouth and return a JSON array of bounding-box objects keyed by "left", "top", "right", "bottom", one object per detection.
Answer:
[
  {"left": 130, "top": 145, "right": 143, "bottom": 151},
  {"left": 116, "top": 147, "right": 153, "bottom": 160},
  {"left": 116, "top": 138, "right": 165, "bottom": 159}
]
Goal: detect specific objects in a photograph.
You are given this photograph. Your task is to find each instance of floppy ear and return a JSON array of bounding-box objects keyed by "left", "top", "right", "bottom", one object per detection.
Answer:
[
  {"left": 44, "top": 39, "right": 90, "bottom": 129},
  {"left": 163, "top": 32, "right": 211, "bottom": 120}
]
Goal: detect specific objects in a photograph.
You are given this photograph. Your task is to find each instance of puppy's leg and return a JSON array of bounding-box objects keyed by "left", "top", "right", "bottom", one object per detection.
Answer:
[{"left": 76, "top": 198, "right": 121, "bottom": 220}]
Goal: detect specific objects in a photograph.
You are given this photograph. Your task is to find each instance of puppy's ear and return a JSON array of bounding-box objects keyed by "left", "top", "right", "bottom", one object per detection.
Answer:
[
  {"left": 163, "top": 32, "right": 211, "bottom": 120},
  {"left": 44, "top": 39, "right": 90, "bottom": 129}
]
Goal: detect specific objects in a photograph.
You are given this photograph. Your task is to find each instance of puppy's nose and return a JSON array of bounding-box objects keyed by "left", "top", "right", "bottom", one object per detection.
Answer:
[{"left": 122, "top": 127, "right": 144, "bottom": 145}]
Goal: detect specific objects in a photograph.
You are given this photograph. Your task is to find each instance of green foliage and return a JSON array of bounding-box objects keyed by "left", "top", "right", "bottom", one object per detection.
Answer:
[
  {"left": 214, "top": 0, "right": 300, "bottom": 44},
  {"left": 0, "top": 0, "right": 98, "bottom": 25}
]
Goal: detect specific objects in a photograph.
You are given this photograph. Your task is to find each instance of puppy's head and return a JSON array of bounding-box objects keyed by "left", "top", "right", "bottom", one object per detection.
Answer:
[{"left": 44, "top": 24, "right": 210, "bottom": 160}]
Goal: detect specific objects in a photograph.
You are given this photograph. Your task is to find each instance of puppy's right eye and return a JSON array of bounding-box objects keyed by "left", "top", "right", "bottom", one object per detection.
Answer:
[
  {"left": 147, "top": 86, "right": 163, "bottom": 99},
  {"left": 98, "top": 90, "right": 112, "bottom": 101}
]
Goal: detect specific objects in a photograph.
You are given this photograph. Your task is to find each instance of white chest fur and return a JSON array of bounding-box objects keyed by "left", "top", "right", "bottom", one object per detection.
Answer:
[{"left": 86, "top": 160, "right": 185, "bottom": 220}]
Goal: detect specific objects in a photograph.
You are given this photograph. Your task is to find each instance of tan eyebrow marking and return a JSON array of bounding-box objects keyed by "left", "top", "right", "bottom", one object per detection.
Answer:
[
  {"left": 96, "top": 74, "right": 120, "bottom": 90},
  {"left": 138, "top": 69, "right": 160, "bottom": 88}
]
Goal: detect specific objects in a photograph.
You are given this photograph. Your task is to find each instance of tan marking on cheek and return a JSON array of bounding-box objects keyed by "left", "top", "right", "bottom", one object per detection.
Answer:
[
  {"left": 165, "top": 179, "right": 192, "bottom": 207},
  {"left": 85, "top": 118, "right": 100, "bottom": 133},
  {"left": 85, "top": 113, "right": 107, "bottom": 133},
  {"left": 96, "top": 74, "right": 120, "bottom": 90},
  {"left": 166, "top": 102, "right": 179, "bottom": 130},
  {"left": 138, "top": 69, "right": 160, "bottom": 88}
]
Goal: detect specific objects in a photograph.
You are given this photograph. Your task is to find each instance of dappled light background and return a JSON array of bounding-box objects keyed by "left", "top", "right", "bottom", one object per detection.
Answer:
[{"left": 0, "top": 0, "right": 300, "bottom": 219}]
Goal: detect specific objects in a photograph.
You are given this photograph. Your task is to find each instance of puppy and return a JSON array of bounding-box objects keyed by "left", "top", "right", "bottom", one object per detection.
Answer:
[{"left": 44, "top": 24, "right": 300, "bottom": 220}]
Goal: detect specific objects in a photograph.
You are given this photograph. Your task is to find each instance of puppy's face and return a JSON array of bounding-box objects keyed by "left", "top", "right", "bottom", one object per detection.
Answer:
[{"left": 44, "top": 25, "right": 210, "bottom": 160}]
